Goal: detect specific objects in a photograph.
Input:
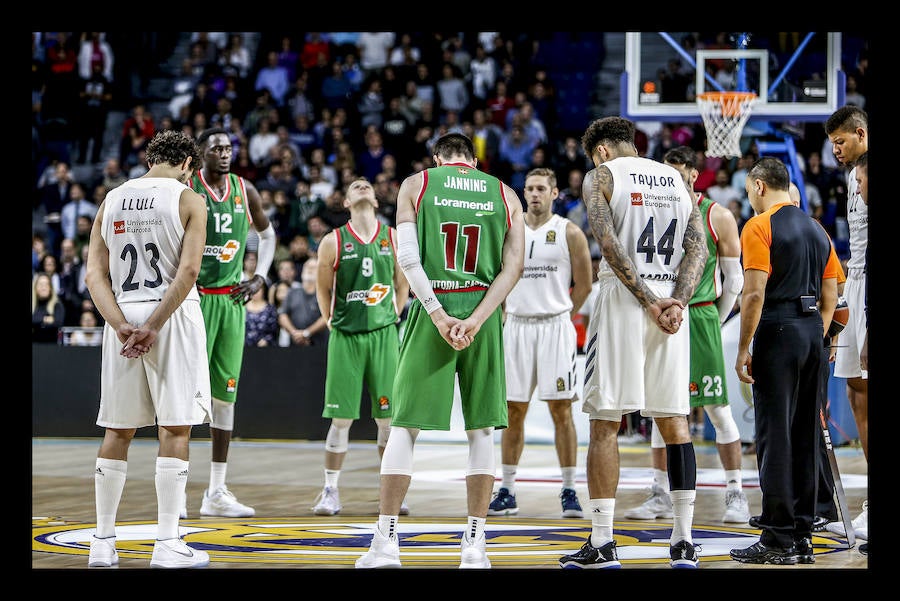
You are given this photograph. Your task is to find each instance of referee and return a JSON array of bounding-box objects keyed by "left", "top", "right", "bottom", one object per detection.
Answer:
[{"left": 730, "top": 157, "right": 842, "bottom": 565}]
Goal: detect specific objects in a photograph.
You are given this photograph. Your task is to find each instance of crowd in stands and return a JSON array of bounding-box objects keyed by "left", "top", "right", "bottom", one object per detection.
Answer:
[{"left": 32, "top": 31, "right": 868, "bottom": 346}]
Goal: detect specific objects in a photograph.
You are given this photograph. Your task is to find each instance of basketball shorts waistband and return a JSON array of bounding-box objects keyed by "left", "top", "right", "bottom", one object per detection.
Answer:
[{"left": 506, "top": 311, "right": 571, "bottom": 323}]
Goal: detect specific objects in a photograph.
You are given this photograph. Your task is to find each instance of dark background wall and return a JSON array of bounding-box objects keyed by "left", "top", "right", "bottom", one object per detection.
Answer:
[{"left": 32, "top": 344, "right": 378, "bottom": 441}]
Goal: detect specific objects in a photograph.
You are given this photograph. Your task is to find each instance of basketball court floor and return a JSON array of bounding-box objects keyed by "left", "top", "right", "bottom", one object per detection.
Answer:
[{"left": 32, "top": 435, "right": 868, "bottom": 571}]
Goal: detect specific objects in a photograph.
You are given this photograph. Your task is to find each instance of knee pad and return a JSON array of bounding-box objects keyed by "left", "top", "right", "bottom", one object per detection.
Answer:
[
  {"left": 375, "top": 418, "right": 392, "bottom": 448},
  {"left": 381, "top": 426, "right": 419, "bottom": 476},
  {"left": 325, "top": 418, "right": 353, "bottom": 454},
  {"left": 704, "top": 404, "right": 740, "bottom": 444},
  {"left": 465, "top": 427, "right": 495, "bottom": 476},
  {"left": 210, "top": 398, "right": 235, "bottom": 431}
]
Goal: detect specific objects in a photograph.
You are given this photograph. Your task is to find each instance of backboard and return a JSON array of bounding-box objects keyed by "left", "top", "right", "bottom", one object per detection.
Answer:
[{"left": 622, "top": 32, "right": 844, "bottom": 122}]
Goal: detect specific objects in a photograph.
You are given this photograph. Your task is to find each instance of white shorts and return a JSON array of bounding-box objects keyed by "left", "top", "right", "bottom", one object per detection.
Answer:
[
  {"left": 833, "top": 268, "right": 868, "bottom": 380},
  {"left": 503, "top": 312, "right": 578, "bottom": 403},
  {"left": 97, "top": 299, "right": 212, "bottom": 429},
  {"left": 581, "top": 275, "right": 690, "bottom": 420}
]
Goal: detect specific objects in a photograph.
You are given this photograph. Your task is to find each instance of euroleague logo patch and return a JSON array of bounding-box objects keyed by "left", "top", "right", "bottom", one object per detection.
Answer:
[{"left": 32, "top": 516, "right": 846, "bottom": 567}]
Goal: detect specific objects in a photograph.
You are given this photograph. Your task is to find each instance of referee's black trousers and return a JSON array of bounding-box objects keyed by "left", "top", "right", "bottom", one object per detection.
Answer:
[{"left": 751, "top": 304, "right": 828, "bottom": 549}]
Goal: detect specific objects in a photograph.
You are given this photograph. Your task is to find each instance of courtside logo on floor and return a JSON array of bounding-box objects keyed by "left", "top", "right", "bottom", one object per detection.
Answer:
[{"left": 33, "top": 517, "right": 845, "bottom": 567}]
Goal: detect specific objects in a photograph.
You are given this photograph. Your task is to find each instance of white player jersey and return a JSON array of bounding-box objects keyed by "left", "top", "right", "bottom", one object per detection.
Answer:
[
  {"left": 101, "top": 177, "right": 200, "bottom": 304},
  {"left": 505, "top": 214, "right": 573, "bottom": 317},
  {"left": 846, "top": 166, "right": 868, "bottom": 271},
  {"left": 596, "top": 156, "right": 693, "bottom": 286}
]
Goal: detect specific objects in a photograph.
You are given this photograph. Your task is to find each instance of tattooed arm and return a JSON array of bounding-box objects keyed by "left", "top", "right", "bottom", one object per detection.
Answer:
[{"left": 671, "top": 201, "right": 709, "bottom": 306}]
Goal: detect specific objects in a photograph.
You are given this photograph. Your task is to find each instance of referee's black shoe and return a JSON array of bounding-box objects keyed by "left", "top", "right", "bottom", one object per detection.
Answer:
[
  {"left": 731, "top": 541, "right": 799, "bottom": 565},
  {"left": 794, "top": 537, "right": 815, "bottom": 564}
]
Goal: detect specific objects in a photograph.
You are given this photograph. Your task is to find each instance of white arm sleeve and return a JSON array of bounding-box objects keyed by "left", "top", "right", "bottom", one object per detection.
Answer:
[
  {"left": 717, "top": 256, "right": 744, "bottom": 324},
  {"left": 254, "top": 223, "right": 276, "bottom": 281},
  {"left": 397, "top": 222, "right": 442, "bottom": 314}
]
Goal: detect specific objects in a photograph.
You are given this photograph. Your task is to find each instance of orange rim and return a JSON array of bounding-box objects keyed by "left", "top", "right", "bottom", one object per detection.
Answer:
[{"left": 697, "top": 91, "right": 757, "bottom": 118}]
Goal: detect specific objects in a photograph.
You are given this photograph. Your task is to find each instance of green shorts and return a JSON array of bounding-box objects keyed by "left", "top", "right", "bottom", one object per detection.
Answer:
[
  {"left": 323, "top": 324, "right": 400, "bottom": 420},
  {"left": 391, "top": 292, "right": 507, "bottom": 431},
  {"left": 689, "top": 302, "right": 729, "bottom": 408},
  {"left": 200, "top": 292, "right": 245, "bottom": 403}
]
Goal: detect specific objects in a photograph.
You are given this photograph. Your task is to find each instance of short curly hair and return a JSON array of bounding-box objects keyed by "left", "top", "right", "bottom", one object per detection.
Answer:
[
  {"left": 145, "top": 130, "right": 202, "bottom": 170},
  {"left": 581, "top": 116, "right": 636, "bottom": 157}
]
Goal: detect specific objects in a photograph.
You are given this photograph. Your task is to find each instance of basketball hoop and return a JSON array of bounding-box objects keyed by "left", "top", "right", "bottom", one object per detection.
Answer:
[{"left": 696, "top": 91, "right": 757, "bottom": 158}]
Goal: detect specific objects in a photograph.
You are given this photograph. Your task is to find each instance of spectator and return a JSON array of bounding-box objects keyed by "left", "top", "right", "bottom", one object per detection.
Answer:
[
  {"left": 32, "top": 233, "right": 47, "bottom": 277},
  {"left": 120, "top": 104, "right": 155, "bottom": 149},
  {"left": 527, "top": 79, "right": 557, "bottom": 134},
  {"left": 286, "top": 74, "right": 317, "bottom": 123},
  {"left": 306, "top": 164, "right": 335, "bottom": 202},
  {"left": 232, "top": 146, "right": 259, "bottom": 182},
  {"left": 245, "top": 281, "right": 279, "bottom": 347},
  {"left": 32, "top": 272, "right": 65, "bottom": 343},
  {"left": 498, "top": 125, "right": 539, "bottom": 195},
  {"left": 301, "top": 32, "right": 331, "bottom": 71},
  {"left": 658, "top": 58, "right": 693, "bottom": 103},
  {"left": 356, "top": 32, "right": 395, "bottom": 77},
  {"left": 320, "top": 60, "right": 352, "bottom": 112},
  {"left": 321, "top": 188, "right": 351, "bottom": 229},
  {"left": 255, "top": 51, "right": 291, "bottom": 107},
  {"left": 268, "top": 189, "right": 293, "bottom": 244},
  {"left": 693, "top": 149, "right": 717, "bottom": 193},
  {"left": 248, "top": 117, "right": 279, "bottom": 167},
  {"left": 278, "top": 257, "right": 329, "bottom": 347},
  {"left": 468, "top": 43, "right": 497, "bottom": 102},
  {"left": 411, "top": 62, "right": 437, "bottom": 106},
  {"left": 58, "top": 237, "right": 84, "bottom": 326},
  {"left": 77, "top": 32, "right": 114, "bottom": 83},
  {"left": 486, "top": 80, "right": 516, "bottom": 130},
  {"left": 843, "top": 74, "right": 865, "bottom": 109},
  {"left": 397, "top": 80, "right": 425, "bottom": 125},
  {"left": 725, "top": 198, "right": 748, "bottom": 233},
  {"left": 37, "top": 161, "right": 73, "bottom": 257},
  {"left": 287, "top": 233, "right": 313, "bottom": 274},
  {"left": 805, "top": 150, "right": 844, "bottom": 238},
  {"left": 288, "top": 113, "right": 319, "bottom": 158},
  {"left": 470, "top": 107, "right": 502, "bottom": 173},
  {"left": 264, "top": 36, "right": 296, "bottom": 81},
  {"left": 389, "top": 33, "right": 421, "bottom": 67},
  {"left": 219, "top": 33, "right": 252, "bottom": 81},
  {"left": 60, "top": 182, "right": 97, "bottom": 242},
  {"left": 514, "top": 101, "right": 548, "bottom": 146},
  {"left": 352, "top": 128, "right": 383, "bottom": 181},
  {"left": 289, "top": 179, "right": 326, "bottom": 237},
  {"left": 436, "top": 62, "right": 469, "bottom": 116},
  {"left": 94, "top": 157, "right": 127, "bottom": 194},
  {"left": 341, "top": 51, "right": 366, "bottom": 93},
  {"left": 705, "top": 168, "right": 741, "bottom": 207},
  {"left": 40, "top": 250, "right": 61, "bottom": 294},
  {"left": 128, "top": 149, "right": 150, "bottom": 179},
  {"left": 73, "top": 214, "right": 94, "bottom": 257},
  {"left": 76, "top": 62, "right": 113, "bottom": 165},
  {"left": 357, "top": 77, "right": 386, "bottom": 130},
  {"left": 68, "top": 309, "right": 102, "bottom": 346},
  {"left": 120, "top": 121, "right": 150, "bottom": 171},
  {"left": 306, "top": 147, "right": 338, "bottom": 187},
  {"left": 306, "top": 215, "right": 331, "bottom": 253}
]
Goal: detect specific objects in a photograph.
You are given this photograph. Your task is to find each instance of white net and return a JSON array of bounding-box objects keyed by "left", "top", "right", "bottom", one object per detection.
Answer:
[{"left": 697, "top": 92, "right": 757, "bottom": 158}]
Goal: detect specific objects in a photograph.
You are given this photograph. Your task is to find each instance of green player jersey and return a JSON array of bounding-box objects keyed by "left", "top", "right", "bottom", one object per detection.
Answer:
[
  {"left": 330, "top": 222, "right": 399, "bottom": 334},
  {"left": 689, "top": 194, "right": 720, "bottom": 305},
  {"left": 416, "top": 162, "right": 510, "bottom": 300},
  {"left": 192, "top": 172, "right": 252, "bottom": 288}
]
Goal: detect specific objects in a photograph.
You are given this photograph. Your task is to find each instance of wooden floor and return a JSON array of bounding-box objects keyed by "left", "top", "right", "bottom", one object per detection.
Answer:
[{"left": 32, "top": 435, "right": 868, "bottom": 572}]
